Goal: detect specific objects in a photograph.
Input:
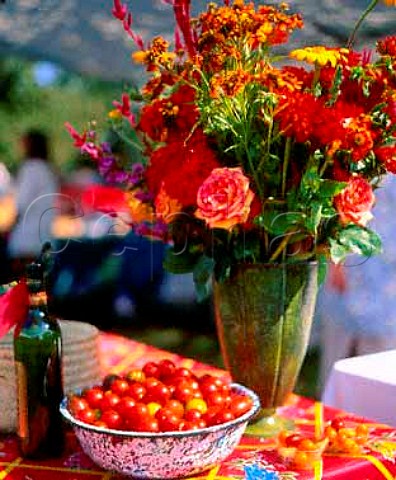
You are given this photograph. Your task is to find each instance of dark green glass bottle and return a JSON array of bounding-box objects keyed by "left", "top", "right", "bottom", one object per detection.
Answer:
[{"left": 13, "top": 262, "right": 65, "bottom": 458}]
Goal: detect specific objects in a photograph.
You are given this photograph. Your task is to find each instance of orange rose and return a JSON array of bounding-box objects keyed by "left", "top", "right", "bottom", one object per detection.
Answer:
[
  {"left": 195, "top": 167, "right": 255, "bottom": 231},
  {"left": 334, "top": 176, "right": 375, "bottom": 227}
]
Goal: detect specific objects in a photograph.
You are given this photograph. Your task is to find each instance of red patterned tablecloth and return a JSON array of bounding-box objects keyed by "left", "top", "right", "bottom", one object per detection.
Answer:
[{"left": 1, "top": 332, "right": 396, "bottom": 480}]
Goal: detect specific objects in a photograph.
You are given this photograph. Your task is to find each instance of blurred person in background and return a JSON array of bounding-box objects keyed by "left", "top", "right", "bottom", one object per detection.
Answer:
[
  {"left": 0, "top": 161, "right": 14, "bottom": 283},
  {"left": 317, "top": 174, "right": 396, "bottom": 395},
  {"left": 7, "top": 128, "right": 60, "bottom": 278}
]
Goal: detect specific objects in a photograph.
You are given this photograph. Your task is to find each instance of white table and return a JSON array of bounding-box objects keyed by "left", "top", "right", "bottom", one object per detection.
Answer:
[{"left": 322, "top": 349, "right": 396, "bottom": 427}]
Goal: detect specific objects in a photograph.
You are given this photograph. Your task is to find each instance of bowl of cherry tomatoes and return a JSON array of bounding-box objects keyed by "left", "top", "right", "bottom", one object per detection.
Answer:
[{"left": 60, "top": 359, "right": 260, "bottom": 479}]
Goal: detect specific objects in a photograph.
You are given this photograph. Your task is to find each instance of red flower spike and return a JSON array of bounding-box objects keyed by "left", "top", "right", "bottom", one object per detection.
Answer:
[
  {"left": 0, "top": 282, "right": 29, "bottom": 340},
  {"left": 173, "top": 0, "right": 196, "bottom": 59},
  {"left": 174, "top": 28, "right": 183, "bottom": 52},
  {"left": 112, "top": 0, "right": 127, "bottom": 21},
  {"left": 64, "top": 122, "right": 87, "bottom": 148},
  {"left": 112, "top": 0, "right": 144, "bottom": 49},
  {"left": 112, "top": 93, "right": 135, "bottom": 126}
]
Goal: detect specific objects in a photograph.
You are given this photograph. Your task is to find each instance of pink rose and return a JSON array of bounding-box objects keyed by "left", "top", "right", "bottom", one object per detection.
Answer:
[
  {"left": 195, "top": 167, "right": 255, "bottom": 230},
  {"left": 334, "top": 176, "right": 375, "bottom": 227}
]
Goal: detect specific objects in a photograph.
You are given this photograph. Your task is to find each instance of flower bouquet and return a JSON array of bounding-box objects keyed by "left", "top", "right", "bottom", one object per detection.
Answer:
[
  {"left": 67, "top": 0, "right": 396, "bottom": 297},
  {"left": 66, "top": 0, "right": 396, "bottom": 434}
]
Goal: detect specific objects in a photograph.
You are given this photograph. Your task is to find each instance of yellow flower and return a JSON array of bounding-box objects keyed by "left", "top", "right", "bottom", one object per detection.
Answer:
[
  {"left": 132, "top": 50, "right": 149, "bottom": 64},
  {"left": 108, "top": 109, "right": 122, "bottom": 120},
  {"left": 290, "top": 46, "right": 349, "bottom": 67}
]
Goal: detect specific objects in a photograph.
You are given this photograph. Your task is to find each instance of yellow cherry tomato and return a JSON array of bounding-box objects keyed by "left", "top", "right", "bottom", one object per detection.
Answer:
[
  {"left": 185, "top": 398, "right": 208, "bottom": 414},
  {"left": 126, "top": 369, "right": 146, "bottom": 383},
  {"left": 293, "top": 450, "right": 309, "bottom": 469},
  {"left": 147, "top": 402, "right": 162, "bottom": 417},
  {"left": 298, "top": 438, "right": 318, "bottom": 452}
]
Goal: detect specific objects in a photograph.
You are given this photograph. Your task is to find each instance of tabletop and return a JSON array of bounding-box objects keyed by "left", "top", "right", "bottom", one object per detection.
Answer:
[
  {"left": 1, "top": 332, "right": 396, "bottom": 480},
  {"left": 323, "top": 349, "right": 396, "bottom": 429}
]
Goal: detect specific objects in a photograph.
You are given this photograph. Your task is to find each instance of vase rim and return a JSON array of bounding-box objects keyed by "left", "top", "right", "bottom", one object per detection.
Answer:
[{"left": 231, "top": 260, "right": 318, "bottom": 268}]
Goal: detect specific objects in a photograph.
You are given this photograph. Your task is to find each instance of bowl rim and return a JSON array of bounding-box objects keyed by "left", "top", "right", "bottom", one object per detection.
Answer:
[{"left": 60, "top": 382, "right": 260, "bottom": 438}]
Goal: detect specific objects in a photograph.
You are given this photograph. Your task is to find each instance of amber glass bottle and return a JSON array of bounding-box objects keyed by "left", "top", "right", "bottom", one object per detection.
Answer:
[{"left": 13, "top": 261, "right": 65, "bottom": 458}]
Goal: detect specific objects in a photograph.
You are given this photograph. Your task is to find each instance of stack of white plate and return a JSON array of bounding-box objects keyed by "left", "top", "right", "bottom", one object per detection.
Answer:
[{"left": 0, "top": 320, "right": 102, "bottom": 432}]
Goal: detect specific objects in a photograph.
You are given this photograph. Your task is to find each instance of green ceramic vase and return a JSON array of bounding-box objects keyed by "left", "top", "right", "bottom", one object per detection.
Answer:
[{"left": 213, "top": 262, "right": 319, "bottom": 436}]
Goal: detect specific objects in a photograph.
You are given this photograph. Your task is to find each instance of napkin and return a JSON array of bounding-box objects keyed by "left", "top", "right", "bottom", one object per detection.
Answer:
[{"left": 0, "top": 282, "right": 29, "bottom": 339}]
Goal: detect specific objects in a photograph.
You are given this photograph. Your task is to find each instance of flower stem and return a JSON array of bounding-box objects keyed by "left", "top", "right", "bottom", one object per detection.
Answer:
[
  {"left": 347, "top": 0, "right": 379, "bottom": 49},
  {"left": 269, "top": 231, "right": 296, "bottom": 262},
  {"left": 282, "top": 137, "right": 292, "bottom": 198}
]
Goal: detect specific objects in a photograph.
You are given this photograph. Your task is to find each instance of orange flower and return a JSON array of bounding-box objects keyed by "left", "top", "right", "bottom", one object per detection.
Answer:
[
  {"left": 126, "top": 191, "right": 155, "bottom": 224},
  {"left": 154, "top": 185, "right": 183, "bottom": 224},
  {"left": 382, "top": 0, "right": 396, "bottom": 6},
  {"left": 132, "top": 37, "right": 175, "bottom": 71},
  {"left": 195, "top": 167, "right": 255, "bottom": 231},
  {"left": 209, "top": 69, "right": 252, "bottom": 98}
]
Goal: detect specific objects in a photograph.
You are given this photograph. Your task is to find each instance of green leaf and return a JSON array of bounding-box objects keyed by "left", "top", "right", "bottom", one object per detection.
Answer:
[
  {"left": 318, "top": 180, "right": 347, "bottom": 201},
  {"left": 232, "top": 234, "right": 261, "bottom": 262},
  {"left": 330, "top": 225, "right": 382, "bottom": 263},
  {"left": 305, "top": 201, "right": 322, "bottom": 234},
  {"left": 256, "top": 210, "right": 304, "bottom": 236},
  {"left": 338, "top": 225, "right": 382, "bottom": 257},
  {"left": 163, "top": 247, "right": 200, "bottom": 274},
  {"left": 193, "top": 256, "right": 215, "bottom": 302},
  {"left": 329, "top": 238, "right": 350, "bottom": 264}
]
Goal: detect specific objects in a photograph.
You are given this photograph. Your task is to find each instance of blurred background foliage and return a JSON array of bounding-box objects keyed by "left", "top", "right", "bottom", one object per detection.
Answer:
[{"left": 0, "top": 56, "right": 127, "bottom": 175}]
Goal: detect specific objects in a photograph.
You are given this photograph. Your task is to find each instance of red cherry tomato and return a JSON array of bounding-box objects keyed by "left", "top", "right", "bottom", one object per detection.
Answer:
[
  {"left": 184, "top": 409, "right": 202, "bottom": 422},
  {"left": 157, "top": 411, "right": 183, "bottom": 432},
  {"left": 68, "top": 395, "right": 90, "bottom": 416},
  {"left": 116, "top": 396, "right": 137, "bottom": 418},
  {"left": 101, "top": 391, "right": 121, "bottom": 410},
  {"left": 202, "top": 406, "right": 222, "bottom": 427},
  {"left": 182, "top": 419, "right": 206, "bottom": 431},
  {"left": 229, "top": 394, "right": 253, "bottom": 418},
  {"left": 199, "top": 376, "right": 221, "bottom": 397},
  {"left": 111, "top": 378, "right": 130, "bottom": 397},
  {"left": 84, "top": 387, "right": 104, "bottom": 409},
  {"left": 213, "top": 410, "right": 235, "bottom": 425},
  {"left": 173, "top": 382, "right": 195, "bottom": 403},
  {"left": 127, "top": 403, "right": 149, "bottom": 423},
  {"left": 76, "top": 407, "right": 96, "bottom": 425},
  {"left": 144, "top": 382, "right": 171, "bottom": 406},
  {"left": 331, "top": 418, "right": 346, "bottom": 431},
  {"left": 158, "top": 359, "right": 176, "bottom": 379},
  {"left": 142, "top": 362, "right": 160, "bottom": 379},
  {"left": 127, "top": 382, "right": 147, "bottom": 401},
  {"left": 164, "top": 399, "right": 184, "bottom": 418},
  {"left": 205, "top": 391, "right": 227, "bottom": 407},
  {"left": 101, "top": 409, "right": 123, "bottom": 430},
  {"left": 135, "top": 416, "right": 160, "bottom": 433},
  {"left": 93, "top": 420, "right": 107, "bottom": 428},
  {"left": 165, "top": 367, "right": 195, "bottom": 385},
  {"left": 285, "top": 433, "right": 304, "bottom": 448},
  {"left": 144, "top": 377, "right": 162, "bottom": 389}
]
